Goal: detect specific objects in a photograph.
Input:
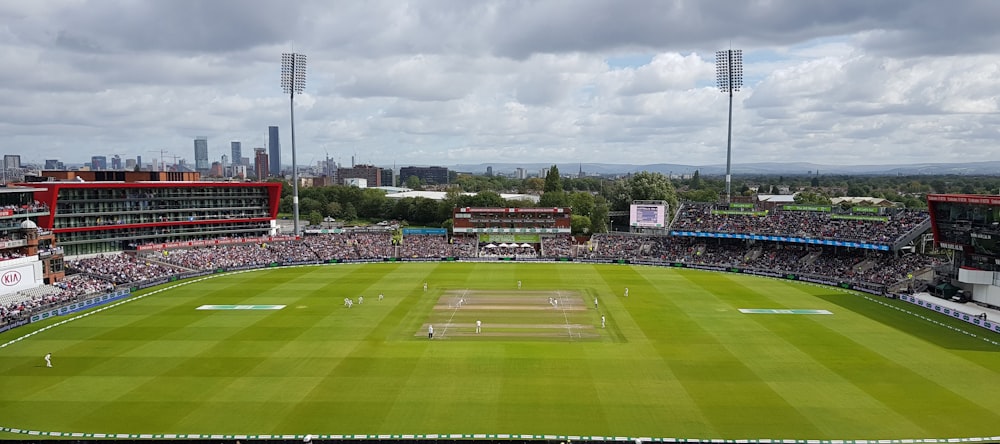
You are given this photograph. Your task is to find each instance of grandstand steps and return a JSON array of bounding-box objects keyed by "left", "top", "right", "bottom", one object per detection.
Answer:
[
  {"left": 2, "top": 284, "right": 63, "bottom": 306},
  {"left": 853, "top": 259, "right": 877, "bottom": 273},
  {"left": 801, "top": 251, "right": 822, "bottom": 265}
]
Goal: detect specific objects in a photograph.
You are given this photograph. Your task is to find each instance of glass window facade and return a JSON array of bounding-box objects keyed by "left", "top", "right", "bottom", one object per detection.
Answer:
[{"left": 47, "top": 184, "right": 279, "bottom": 256}]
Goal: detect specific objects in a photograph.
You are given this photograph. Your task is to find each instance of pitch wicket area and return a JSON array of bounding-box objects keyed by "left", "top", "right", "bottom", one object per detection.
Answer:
[{"left": 418, "top": 289, "right": 603, "bottom": 340}]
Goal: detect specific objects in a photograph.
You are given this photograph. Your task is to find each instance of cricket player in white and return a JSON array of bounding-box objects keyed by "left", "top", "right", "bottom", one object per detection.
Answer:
[
  {"left": 517, "top": 280, "right": 522, "bottom": 289},
  {"left": 428, "top": 324, "right": 434, "bottom": 339},
  {"left": 44, "top": 353, "right": 52, "bottom": 367},
  {"left": 601, "top": 316, "right": 606, "bottom": 328},
  {"left": 423, "top": 282, "right": 428, "bottom": 291},
  {"left": 594, "top": 297, "right": 598, "bottom": 309},
  {"left": 624, "top": 287, "right": 629, "bottom": 297},
  {"left": 378, "top": 292, "right": 384, "bottom": 301},
  {"left": 358, "top": 296, "right": 364, "bottom": 304},
  {"left": 476, "top": 320, "right": 482, "bottom": 334}
]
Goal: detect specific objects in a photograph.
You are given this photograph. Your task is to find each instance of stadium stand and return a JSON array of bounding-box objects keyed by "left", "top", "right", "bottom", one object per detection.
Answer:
[{"left": 4, "top": 204, "right": 941, "bottom": 329}]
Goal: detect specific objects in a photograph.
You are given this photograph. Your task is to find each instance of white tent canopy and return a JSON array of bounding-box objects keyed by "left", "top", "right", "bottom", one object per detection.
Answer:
[
  {"left": 485, "top": 243, "right": 497, "bottom": 248},
  {"left": 520, "top": 243, "right": 532, "bottom": 248}
]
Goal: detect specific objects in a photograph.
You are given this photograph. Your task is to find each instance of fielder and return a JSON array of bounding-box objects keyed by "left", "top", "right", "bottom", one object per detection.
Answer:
[
  {"left": 476, "top": 319, "right": 482, "bottom": 334},
  {"left": 517, "top": 280, "right": 522, "bottom": 289},
  {"left": 358, "top": 296, "right": 364, "bottom": 304},
  {"left": 624, "top": 287, "right": 629, "bottom": 297},
  {"left": 601, "top": 315, "right": 606, "bottom": 328},
  {"left": 44, "top": 352, "right": 52, "bottom": 368},
  {"left": 378, "top": 292, "right": 384, "bottom": 301}
]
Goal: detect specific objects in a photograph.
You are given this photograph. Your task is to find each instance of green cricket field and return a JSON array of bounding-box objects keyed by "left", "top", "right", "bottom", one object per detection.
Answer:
[{"left": 1, "top": 262, "right": 999, "bottom": 441}]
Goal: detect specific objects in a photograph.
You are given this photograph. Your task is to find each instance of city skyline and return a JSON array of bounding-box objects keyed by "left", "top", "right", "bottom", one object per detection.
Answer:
[{"left": 2, "top": 1, "right": 1000, "bottom": 167}]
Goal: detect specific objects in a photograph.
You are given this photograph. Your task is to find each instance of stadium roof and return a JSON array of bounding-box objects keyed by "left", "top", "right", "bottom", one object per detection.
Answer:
[{"left": 383, "top": 190, "right": 539, "bottom": 203}]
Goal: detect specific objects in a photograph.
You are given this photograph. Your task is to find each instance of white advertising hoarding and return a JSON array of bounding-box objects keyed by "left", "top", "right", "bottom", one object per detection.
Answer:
[{"left": 0, "top": 260, "right": 43, "bottom": 296}]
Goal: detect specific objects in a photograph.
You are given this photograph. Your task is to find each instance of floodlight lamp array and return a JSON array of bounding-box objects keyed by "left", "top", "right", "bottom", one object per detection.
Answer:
[
  {"left": 281, "top": 53, "right": 307, "bottom": 94},
  {"left": 715, "top": 49, "right": 743, "bottom": 93}
]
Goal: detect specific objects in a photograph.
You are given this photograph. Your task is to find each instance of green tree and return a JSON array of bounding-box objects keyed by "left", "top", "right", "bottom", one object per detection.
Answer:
[
  {"left": 679, "top": 189, "right": 720, "bottom": 202},
  {"left": 690, "top": 170, "right": 702, "bottom": 189},
  {"left": 793, "top": 191, "right": 832, "bottom": 205},
  {"left": 568, "top": 191, "right": 595, "bottom": 218},
  {"left": 570, "top": 214, "right": 592, "bottom": 235},
  {"left": 325, "top": 201, "right": 342, "bottom": 218},
  {"left": 544, "top": 165, "right": 562, "bottom": 193},
  {"left": 611, "top": 171, "right": 678, "bottom": 215},
  {"left": 590, "top": 196, "right": 609, "bottom": 233},
  {"left": 523, "top": 177, "right": 545, "bottom": 193},
  {"left": 307, "top": 210, "right": 322, "bottom": 226},
  {"left": 405, "top": 175, "right": 422, "bottom": 190},
  {"left": 539, "top": 190, "right": 568, "bottom": 207},
  {"left": 342, "top": 202, "right": 358, "bottom": 222},
  {"left": 299, "top": 197, "right": 323, "bottom": 215}
]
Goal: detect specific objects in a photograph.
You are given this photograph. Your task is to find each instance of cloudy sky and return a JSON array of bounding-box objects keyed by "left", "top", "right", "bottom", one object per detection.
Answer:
[{"left": 2, "top": 0, "right": 1000, "bottom": 169}]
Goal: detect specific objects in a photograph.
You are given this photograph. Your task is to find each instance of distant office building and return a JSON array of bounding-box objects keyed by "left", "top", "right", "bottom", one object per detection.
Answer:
[
  {"left": 91, "top": 156, "right": 108, "bottom": 170},
  {"left": 515, "top": 167, "right": 526, "bottom": 179},
  {"left": 44, "top": 159, "right": 64, "bottom": 170},
  {"left": 486, "top": 166, "right": 493, "bottom": 177},
  {"left": 399, "top": 166, "right": 449, "bottom": 186},
  {"left": 381, "top": 168, "right": 394, "bottom": 188},
  {"left": 125, "top": 159, "right": 136, "bottom": 170},
  {"left": 111, "top": 155, "right": 123, "bottom": 170},
  {"left": 194, "top": 137, "right": 209, "bottom": 173},
  {"left": 4, "top": 155, "right": 21, "bottom": 170},
  {"left": 254, "top": 148, "right": 269, "bottom": 180},
  {"left": 336, "top": 164, "right": 382, "bottom": 187},
  {"left": 232, "top": 164, "right": 248, "bottom": 180},
  {"left": 136, "top": 155, "right": 142, "bottom": 169},
  {"left": 268, "top": 126, "right": 280, "bottom": 177},
  {"left": 209, "top": 161, "right": 223, "bottom": 177},
  {"left": 231, "top": 142, "right": 242, "bottom": 166}
]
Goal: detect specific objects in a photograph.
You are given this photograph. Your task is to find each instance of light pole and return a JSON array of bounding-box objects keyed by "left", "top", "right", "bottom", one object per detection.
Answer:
[
  {"left": 281, "top": 52, "right": 306, "bottom": 236},
  {"left": 715, "top": 49, "right": 743, "bottom": 204}
]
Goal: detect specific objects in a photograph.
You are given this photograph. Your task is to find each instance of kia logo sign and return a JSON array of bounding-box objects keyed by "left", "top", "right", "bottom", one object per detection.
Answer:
[{"left": 1, "top": 271, "right": 22, "bottom": 286}]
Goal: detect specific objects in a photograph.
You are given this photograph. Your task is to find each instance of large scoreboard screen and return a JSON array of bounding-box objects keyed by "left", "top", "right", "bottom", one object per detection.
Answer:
[
  {"left": 928, "top": 194, "right": 1000, "bottom": 260},
  {"left": 630, "top": 203, "right": 666, "bottom": 228}
]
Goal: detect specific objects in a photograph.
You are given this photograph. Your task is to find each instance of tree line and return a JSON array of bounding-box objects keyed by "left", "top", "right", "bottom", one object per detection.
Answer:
[{"left": 278, "top": 169, "right": 1000, "bottom": 233}]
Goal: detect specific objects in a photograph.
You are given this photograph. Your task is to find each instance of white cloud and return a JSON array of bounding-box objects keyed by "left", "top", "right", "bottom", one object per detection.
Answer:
[{"left": 2, "top": 0, "right": 1000, "bottom": 168}]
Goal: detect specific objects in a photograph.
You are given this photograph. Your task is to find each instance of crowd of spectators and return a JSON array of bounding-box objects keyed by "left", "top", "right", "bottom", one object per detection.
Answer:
[
  {"left": 68, "top": 254, "right": 181, "bottom": 285},
  {"left": 4, "top": 209, "right": 944, "bottom": 327},
  {"left": 153, "top": 241, "right": 318, "bottom": 270},
  {"left": 2, "top": 274, "right": 115, "bottom": 326},
  {"left": 671, "top": 203, "right": 929, "bottom": 245},
  {"left": 589, "top": 234, "right": 939, "bottom": 287},
  {"left": 541, "top": 235, "right": 575, "bottom": 257},
  {"left": 398, "top": 235, "right": 472, "bottom": 258},
  {"left": 1, "top": 201, "right": 49, "bottom": 215},
  {"left": 302, "top": 232, "right": 392, "bottom": 261},
  {"left": 478, "top": 244, "right": 537, "bottom": 258}
]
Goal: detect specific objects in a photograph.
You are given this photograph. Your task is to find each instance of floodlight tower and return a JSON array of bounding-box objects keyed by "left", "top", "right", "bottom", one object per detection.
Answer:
[
  {"left": 715, "top": 49, "right": 743, "bottom": 204},
  {"left": 281, "top": 52, "right": 306, "bottom": 236}
]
